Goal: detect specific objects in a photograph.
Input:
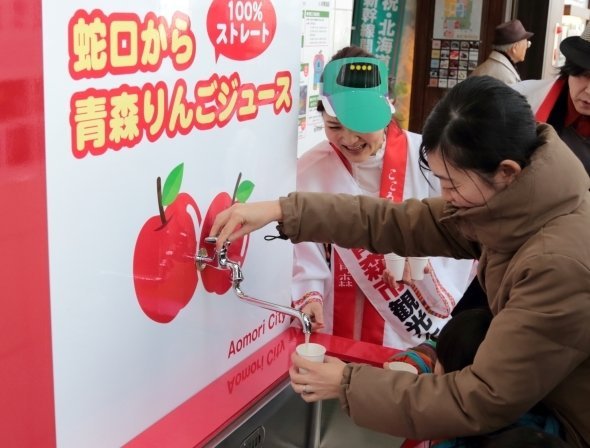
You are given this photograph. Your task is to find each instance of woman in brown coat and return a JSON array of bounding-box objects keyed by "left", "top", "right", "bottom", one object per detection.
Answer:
[{"left": 211, "top": 76, "right": 590, "bottom": 447}]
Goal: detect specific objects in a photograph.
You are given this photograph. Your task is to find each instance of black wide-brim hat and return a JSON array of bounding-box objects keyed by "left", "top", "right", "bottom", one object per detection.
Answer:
[{"left": 560, "top": 22, "right": 590, "bottom": 70}]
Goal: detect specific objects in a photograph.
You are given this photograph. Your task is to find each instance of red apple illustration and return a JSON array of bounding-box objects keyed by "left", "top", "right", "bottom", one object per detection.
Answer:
[
  {"left": 199, "top": 173, "right": 255, "bottom": 294},
  {"left": 133, "top": 163, "right": 201, "bottom": 323}
]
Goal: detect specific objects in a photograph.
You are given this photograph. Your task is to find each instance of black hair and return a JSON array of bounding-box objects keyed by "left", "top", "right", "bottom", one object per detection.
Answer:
[
  {"left": 418, "top": 76, "right": 545, "bottom": 185},
  {"left": 559, "top": 59, "right": 590, "bottom": 78},
  {"left": 482, "top": 427, "right": 571, "bottom": 448},
  {"left": 436, "top": 307, "right": 493, "bottom": 373},
  {"left": 330, "top": 45, "right": 376, "bottom": 61}
]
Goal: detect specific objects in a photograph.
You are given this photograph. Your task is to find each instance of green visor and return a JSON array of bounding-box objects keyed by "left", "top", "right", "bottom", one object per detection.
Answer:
[{"left": 320, "top": 57, "right": 393, "bottom": 133}]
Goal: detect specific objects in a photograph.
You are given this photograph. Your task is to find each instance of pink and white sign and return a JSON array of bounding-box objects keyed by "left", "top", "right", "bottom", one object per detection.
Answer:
[{"left": 1, "top": 1, "right": 303, "bottom": 446}]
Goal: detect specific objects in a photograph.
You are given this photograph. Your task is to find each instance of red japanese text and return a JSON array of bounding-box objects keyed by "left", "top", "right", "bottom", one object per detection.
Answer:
[
  {"left": 70, "top": 71, "right": 292, "bottom": 158},
  {"left": 69, "top": 9, "right": 196, "bottom": 79}
]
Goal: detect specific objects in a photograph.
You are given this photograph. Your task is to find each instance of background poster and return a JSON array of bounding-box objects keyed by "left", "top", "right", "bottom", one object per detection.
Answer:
[
  {"left": 351, "top": 0, "right": 406, "bottom": 86},
  {"left": 297, "top": 0, "right": 334, "bottom": 157},
  {"left": 42, "top": 1, "right": 301, "bottom": 446},
  {"left": 432, "top": 0, "right": 482, "bottom": 41}
]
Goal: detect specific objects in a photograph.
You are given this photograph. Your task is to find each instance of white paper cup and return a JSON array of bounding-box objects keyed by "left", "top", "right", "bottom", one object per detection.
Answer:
[
  {"left": 296, "top": 342, "right": 326, "bottom": 373},
  {"left": 384, "top": 253, "right": 406, "bottom": 280},
  {"left": 387, "top": 361, "right": 419, "bottom": 374},
  {"left": 408, "top": 257, "right": 429, "bottom": 280}
]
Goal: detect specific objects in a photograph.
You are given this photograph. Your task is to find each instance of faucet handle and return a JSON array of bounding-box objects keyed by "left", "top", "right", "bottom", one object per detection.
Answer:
[
  {"left": 195, "top": 236, "right": 234, "bottom": 272},
  {"left": 203, "top": 236, "right": 232, "bottom": 253},
  {"left": 203, "top": 236, "right": 218, "bottom": 245},
  {"left": 196, "top": 236, "right": 222, "bottom": 271}
]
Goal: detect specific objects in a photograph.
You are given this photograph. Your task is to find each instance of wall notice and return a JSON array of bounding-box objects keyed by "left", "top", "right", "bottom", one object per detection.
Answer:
[
  {"left": 298, "top": 0, "right": 334, "bottom": 156},
  {"left": 432, "top": 0, "right": 482, "bottom": 41}
]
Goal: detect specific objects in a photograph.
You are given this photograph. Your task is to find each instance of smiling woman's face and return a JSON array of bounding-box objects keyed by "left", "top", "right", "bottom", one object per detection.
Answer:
[{"left": 322, "top": 112, "right": 385, "bottom": 164}]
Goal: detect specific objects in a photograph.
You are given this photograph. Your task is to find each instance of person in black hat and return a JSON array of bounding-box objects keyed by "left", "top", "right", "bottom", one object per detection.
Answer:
[
  {"left": 513, "top": 22, "right": 590, "bottom": 175},
  {"left": 470, "top": 19, "right": 534, "bottom": 84}
]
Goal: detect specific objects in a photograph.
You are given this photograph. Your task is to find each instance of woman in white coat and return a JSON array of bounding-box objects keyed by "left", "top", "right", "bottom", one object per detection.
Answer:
[{"left": 291, "top": 46, "right": 474, "bottom": 349}]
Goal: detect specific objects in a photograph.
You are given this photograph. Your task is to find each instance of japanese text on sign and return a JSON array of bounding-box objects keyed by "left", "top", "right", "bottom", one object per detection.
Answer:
[
  {"left": 352, "top": 0, "right": 406, "bottom": 78},
  {"left": 67, "top": 7, "right": 288, "bottom": 158},
  {"left": 351, "top": 248, "right": 441, "bottom": 339},
  {"left": 70, "top": 71, "right": 292, "bottom": 158},
  {"left": 207, "top": 0, "right": 277, "bottom": 61},
  {"left": 69, "top": 10, "right": 196, "bottom": 79}
]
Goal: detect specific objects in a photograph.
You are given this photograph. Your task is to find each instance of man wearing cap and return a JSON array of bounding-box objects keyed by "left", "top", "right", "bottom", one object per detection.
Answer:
[
  {"left": 292, "top": 46, "right": 474, "bottom": 350},
  {"left": 470, "top": 19, "right": 533, "bottom": 84},
  {"left": 513, "top": 22, "right": 590, "bottom": 175}
]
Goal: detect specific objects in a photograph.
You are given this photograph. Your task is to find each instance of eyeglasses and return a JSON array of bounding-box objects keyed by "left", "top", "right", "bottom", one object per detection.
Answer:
[{"left": 526, "top": 40, "right": 532, "bottom": 48}]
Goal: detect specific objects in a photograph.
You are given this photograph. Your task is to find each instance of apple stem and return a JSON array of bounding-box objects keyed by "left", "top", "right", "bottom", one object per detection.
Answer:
[
  {"left": 156, "top": 176, "right": 167, "bottom": 225},
  {"left": 231, "top": 172, "right": 242, "bottom": 205}
]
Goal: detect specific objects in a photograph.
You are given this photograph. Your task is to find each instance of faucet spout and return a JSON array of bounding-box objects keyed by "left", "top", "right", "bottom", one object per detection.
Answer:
[
  {"left": 196, "top": 237, "right": 312, "bottom": 334},
  {"left": 234, "top": 283, "right": 312, "bottom": 334}
]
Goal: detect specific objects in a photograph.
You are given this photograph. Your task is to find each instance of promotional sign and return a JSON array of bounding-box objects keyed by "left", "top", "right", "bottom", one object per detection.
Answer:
[
  {"left": 41, "top": 1, "right": 301, "bottom": 446},
  {"left": 351, "top": 0, "right": 406, "bottom": 85}
]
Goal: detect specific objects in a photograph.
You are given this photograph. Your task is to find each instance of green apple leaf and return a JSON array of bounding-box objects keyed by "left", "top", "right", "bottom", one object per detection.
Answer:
[
  {"left": 162, "top": 163, "right": 184, "bottom": 206},
  {"left": 236, "top": 180, "right": 255, "bottom": 203}
]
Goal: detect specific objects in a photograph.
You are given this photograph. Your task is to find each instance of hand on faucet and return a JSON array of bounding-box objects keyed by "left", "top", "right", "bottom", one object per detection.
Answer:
[{"left": 210, "top": 200, "right": 283, "bottom": 251}]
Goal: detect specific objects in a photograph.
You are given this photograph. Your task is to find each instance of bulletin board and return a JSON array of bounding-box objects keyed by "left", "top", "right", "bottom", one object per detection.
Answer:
[
  {"left": 428, "top": 38, "right": 480, "bottom": 88},
  {"left": 428, "top": 0, "right": 482, "bottom": 88}
]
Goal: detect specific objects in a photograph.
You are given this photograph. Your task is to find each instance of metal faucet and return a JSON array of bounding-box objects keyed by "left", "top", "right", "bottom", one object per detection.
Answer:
[{"left": 196, "top": 237, "right": 312, "bottom": 334}]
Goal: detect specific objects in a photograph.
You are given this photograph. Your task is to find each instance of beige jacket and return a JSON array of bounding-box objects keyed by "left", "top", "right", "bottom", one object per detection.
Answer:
[
  {"left": 279, "top": 125, "right": 590, "bottom": 447},
  {"left": 470, "top": 50, "right": 521, "bottom": 84}
]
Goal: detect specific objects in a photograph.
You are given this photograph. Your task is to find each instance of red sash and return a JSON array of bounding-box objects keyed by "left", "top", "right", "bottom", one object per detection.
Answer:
[
  {"left": 536, "top": 78, "right": 565, "bottom": 122},
  {"left": 332, "top": 128, "right": 408, "bottom": 344}
]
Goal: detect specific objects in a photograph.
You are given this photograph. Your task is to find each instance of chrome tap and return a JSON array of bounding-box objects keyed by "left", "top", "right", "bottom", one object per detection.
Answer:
[{"left": 196, "top": 237, "right": 312, "bottom": 334}]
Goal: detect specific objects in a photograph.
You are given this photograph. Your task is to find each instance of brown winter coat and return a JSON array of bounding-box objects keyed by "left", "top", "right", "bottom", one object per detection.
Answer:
[{"left": 279, "top": 125, "right": 590, "bottom": 447}]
